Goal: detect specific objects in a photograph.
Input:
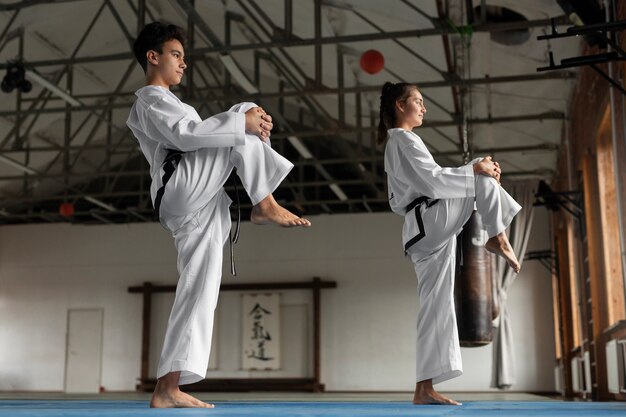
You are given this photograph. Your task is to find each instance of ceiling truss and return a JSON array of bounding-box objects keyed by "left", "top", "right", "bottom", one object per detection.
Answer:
[{"left": 0, "top": 0, "right": 570, "bottom": 224}]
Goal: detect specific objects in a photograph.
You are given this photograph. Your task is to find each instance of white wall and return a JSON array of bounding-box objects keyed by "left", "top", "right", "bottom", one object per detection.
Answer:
[{"left": 0, "top": 208, "right": 554, "bottom": 392}]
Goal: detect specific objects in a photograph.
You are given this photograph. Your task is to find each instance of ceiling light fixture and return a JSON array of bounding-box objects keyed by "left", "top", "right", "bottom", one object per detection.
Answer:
[
  {"left": 219, "top": 54, "right": 259, "bottom": 94},
  {"left": 219, "top": 50, "right": 351, "bottom": 203},
  {"left": 287, "top": 136, "right": 314, "bottom": 159},
  {"left": 1, "top": 61, "right": 32, "bottom": 93},
  {"left": 84, "top": 196, "right": 116, "bottom": 212},
  {"left": 329, "top": 183, "right": 349, "bottom": 201},
  {"left": 0, "top": 154, "right": 37, "bottom": 175},
  {"left": 26, "top": 69, "right": 81, "bottom": 107}
]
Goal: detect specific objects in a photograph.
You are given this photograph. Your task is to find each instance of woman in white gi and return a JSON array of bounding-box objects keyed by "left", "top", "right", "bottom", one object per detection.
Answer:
[
  {"left": 378, "top": 82, "right": 521, "bottom": 405},
  {"left": 127, "top": 22, "right": 310, "bottom": 408}
]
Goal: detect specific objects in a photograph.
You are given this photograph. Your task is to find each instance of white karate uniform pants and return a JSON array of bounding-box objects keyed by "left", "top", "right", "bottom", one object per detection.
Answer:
[
  {"left": 408, "top": 175, "right": 521, "bottom": 385},
  {"left": 156, "top": 135, "right": 293, "bottom": 385}
]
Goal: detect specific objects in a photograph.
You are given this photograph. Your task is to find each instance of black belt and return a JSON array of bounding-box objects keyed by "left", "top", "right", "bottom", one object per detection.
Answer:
[
  {"left": 153, "top": 149, "right": 241, "bottom": 276},
  {"left": 153, "top": 149, "right": 184, "bottom": 216},
  {"left": 229, "top": 169, "right": 241, "bottom": 276},
  {"left": 404, "top": 196, "right": 439, "bottom": 254}
]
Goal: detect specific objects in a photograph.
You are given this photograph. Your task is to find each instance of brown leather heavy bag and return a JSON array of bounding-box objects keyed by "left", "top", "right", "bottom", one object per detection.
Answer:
[{"left": 454, "top": 211, "right": 495, "bottom": 347}]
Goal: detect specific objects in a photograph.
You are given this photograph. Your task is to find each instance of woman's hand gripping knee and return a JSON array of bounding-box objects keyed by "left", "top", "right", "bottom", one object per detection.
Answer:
[
  {"left": 245, "top": 107, "right": 273, "bottom": 142},
  {"left": 473, "top": 156, "right": 501, "bottom": 183}
]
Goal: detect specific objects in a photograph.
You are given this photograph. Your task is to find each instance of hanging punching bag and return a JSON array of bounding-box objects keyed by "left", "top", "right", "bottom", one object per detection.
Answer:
[{"left": 454, "top": 210, "right": 494, "bottom": 347}]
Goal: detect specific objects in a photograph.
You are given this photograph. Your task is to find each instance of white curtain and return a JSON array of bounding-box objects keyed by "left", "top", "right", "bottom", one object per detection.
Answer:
[{"left": 492, "top": 180, "right": 537, "bottom": 389}]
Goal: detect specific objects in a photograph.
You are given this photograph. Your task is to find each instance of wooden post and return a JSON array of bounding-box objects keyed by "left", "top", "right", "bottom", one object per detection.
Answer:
[
  {"left": 129, "top": 278, "right": 336, "bottom": 392},
  {"left": 582, "top": 155, "right": 607, "bottom": 399},
  {"left": 555, "top": 217, "right": 574, "bottom": 397},
  {"left": 140, "top": 282, "right": 152, "bottom": 387},
  {"left": 597, "top": 108, "right": 626, "bottom": 326},
  {"left": 313, "top": 277, "right": 322, "bottom": 392}
]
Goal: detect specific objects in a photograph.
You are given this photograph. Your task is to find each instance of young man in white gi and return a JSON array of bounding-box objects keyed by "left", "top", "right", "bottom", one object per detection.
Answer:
[
  {"left": 378, "top": 82, "right": 521, "bottom": 405},
  {"left": 127, "top": 22, "right": 310, "bottom": 408}
]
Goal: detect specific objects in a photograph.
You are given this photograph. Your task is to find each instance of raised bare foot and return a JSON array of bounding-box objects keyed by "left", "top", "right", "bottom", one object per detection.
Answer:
[
  {"left": 485, "top": 232, "right": 520, "bottom": 273},
  {"left": 150, "top": 388, "right": 214, "bottom": 408},
  {"left": 251, "top": 195, "right": 311, "bottom": 227}
]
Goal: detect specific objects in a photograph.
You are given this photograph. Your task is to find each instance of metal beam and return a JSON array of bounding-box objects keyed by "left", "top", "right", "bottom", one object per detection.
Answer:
[
  {"left": 200, "top": 71, "right": 577, "bottom": 100},
  {"left": 3, "top": 72, "right": 575, "bottom": 117},
  {"left": 0, "top": 0, "right": 85, "bottom": 11},
  {"left": 19, "top": 71, "right": 575, "bottom": 105},
  {"left": 0, "top": 2, "right": 570, "bottom": 222},
  {"left": 105, "top": 0, "right": 134, "bottom": 45},
  {"left": 314, "top": 0, "right": 322, "bottom": 87},
  {"left": 175, "top": 0, "right": 223, "bottom": 47},
  {"left": 225, "top": 1, "right": 360, "bottom": 204},
  {"left": 0, "top": 16, "right": 570, "bottom": 69},
  {"left": 67, "top": 60, "right": 137, "bottom": 171},
  {"left": 0, "top": 10, "right": 21, "bottom": 50},
  {"left": 0, "top": 143, "right": 557, "bottom": 182},
  {"left": 0, "top": 167, "right": 556, "bottom": 208},
  {"left": 267, "top": 112, "right": 566, "bottom": 139}
]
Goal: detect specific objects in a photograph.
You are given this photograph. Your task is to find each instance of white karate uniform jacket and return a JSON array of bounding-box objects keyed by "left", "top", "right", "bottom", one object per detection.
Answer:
[
  {"left": 127, "top": 85, "right": 246, "bottom": 217},
  {"left": 385, "top": 128, "right": 479, "bottom": 253}
]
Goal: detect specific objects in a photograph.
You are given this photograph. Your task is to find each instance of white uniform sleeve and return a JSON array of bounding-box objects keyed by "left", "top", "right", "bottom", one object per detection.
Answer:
[
  {"left": 392, "top": 131, "right": 475, "bottom": 199},
  {"left": 144, "top": 95, "right": 246, "bottom": 152}
]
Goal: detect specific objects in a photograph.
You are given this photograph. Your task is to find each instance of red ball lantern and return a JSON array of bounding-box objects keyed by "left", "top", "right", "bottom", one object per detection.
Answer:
[
  {"left": 360, "top": 49, "right": 385, "bottom": 74},
  {"left": 59, "top": 202, "right": 75, "bottom": 217}
]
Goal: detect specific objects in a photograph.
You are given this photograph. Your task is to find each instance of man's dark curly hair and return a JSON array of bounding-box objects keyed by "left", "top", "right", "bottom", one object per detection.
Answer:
[{"left": 133, "top": 22, "right": 186, "bottom": 73}]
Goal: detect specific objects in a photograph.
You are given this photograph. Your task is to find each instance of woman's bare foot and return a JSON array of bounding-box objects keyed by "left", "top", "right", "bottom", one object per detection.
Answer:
[
  {"left": 150, "top": 372, "right": 214, "bottom": 408},
  {"left": 485, "top": 232, "right": 520, "bottom": 273},
  {"left": 413, "top": 380, "right": 461, "bottom": 405},
  {"left": 251, "top": 195, "right": 311, "bottom": 227}
]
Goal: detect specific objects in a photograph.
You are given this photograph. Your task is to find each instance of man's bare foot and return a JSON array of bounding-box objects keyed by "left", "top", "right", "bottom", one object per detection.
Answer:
[
  {"left": 150, "top": 372, "right": 214, "bottom": 408},
  {"left": 485, "top": 232, "right": 520, "bottom": 273},
  {"left": 150, "top": 389, "right": 214, "bottom": 408},
  {"left": 251, "top": 195, "right": 311, "bottom": 227},
  {"left": 413, "top": 381, "right": 461, "bottom": 405},
  {"left": 413, "top": 392, "right": 461, "bottom": 405}
]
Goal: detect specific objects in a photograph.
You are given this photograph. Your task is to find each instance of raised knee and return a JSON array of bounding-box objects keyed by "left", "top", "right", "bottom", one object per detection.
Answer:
[
  {"left": 243, "top": 133, "right": 264, "bottom": 146},
  {"left": 476, "top": 174, "right": 498, "bottom": 188}
]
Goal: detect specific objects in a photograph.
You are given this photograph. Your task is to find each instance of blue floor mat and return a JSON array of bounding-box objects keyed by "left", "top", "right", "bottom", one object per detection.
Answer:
[{"left": 1, "top": 400, "right": 625, "bottom": 417}]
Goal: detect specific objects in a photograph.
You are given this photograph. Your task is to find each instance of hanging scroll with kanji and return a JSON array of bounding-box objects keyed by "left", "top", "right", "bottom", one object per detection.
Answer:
[{"left": 241, "top": 293, "right": 281, "bottom": 370}]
